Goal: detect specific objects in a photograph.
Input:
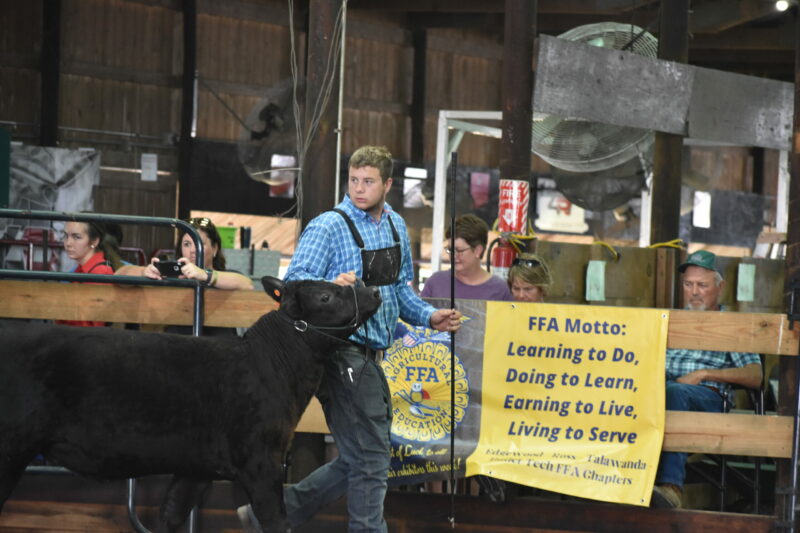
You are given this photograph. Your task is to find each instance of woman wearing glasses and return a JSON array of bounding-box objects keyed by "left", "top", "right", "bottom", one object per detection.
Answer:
[
  {"left": 507, "top": 253, "right": 552, "bottom": 303},
  {"left": 421, "top": 214, "right": 512, "bottom": 301}
]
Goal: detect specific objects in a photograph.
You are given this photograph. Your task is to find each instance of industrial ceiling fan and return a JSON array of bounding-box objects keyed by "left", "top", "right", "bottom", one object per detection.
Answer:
[{"left": 531, "top": 22, "right": 659, "bottom": 212}]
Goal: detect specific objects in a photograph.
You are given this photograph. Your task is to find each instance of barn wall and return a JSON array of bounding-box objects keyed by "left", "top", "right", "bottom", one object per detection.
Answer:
[
  {"left": 0, "top": 0, "right": 774, "bottom": 256},
  {"left": 0, "top": 1, "right": 42, "bottom": 141}
]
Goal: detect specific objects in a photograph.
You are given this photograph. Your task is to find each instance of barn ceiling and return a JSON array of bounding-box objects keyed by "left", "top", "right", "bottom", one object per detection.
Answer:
[{"left": 349, "top": 0, "right": 796, "bottom": 81}]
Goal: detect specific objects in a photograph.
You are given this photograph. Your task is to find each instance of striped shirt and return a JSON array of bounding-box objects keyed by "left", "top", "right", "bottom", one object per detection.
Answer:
[{"left": 285, "top": 195, "right": 435, "bottom": 349}]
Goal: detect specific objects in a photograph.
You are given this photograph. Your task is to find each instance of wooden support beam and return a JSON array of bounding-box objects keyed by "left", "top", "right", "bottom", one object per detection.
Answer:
[
  {"left": 349, "top": 0, "right": 657, "bottom": 14},
  {"left": 775, "top": 7, "right": 800, "bottom": 524},
  {"left": 689, "top": 0, "right": 776, "bottom": 34},
  {"left": 499, "top": 0, "right": 534, "bottom": 182},
  {"left": 198, "top": 0, "right": 296, "bottom": 26},
  {"left": 177, "top": 0, "right": 197, "bottom": 221},
  {"left": 690, "top": 24, "right": 795, "bottom": 51},
  {"left": 301, "top": 0, "right": 340, "bottom": 230},
  {"left": 536, "top": 10, "right": 660, "bottom": 35},
  {"left": 39, "top": 0, "right": 61, "bottom": 147},
  {"left": 649, "top": 0, "right": 688, "bottom": 245},
  {"left": 410, "top": 28, "right": 427, "bottom": 165}
]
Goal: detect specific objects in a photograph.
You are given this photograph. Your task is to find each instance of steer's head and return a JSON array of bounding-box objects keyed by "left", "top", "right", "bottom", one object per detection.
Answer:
[{"left": 262, "top": 276, "right": 381, "bottom": 339}]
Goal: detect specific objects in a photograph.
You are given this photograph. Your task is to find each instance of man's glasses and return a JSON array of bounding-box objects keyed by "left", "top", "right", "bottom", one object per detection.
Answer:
[
  {"left": 444, "top": 246, "right": 473, "bottom": 256},
  {"left": 512, "top": 257, "right": 541, "bottom": 268}
]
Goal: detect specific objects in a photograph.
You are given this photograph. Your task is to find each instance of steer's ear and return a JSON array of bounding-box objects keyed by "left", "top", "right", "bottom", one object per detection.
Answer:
[{"left": 262, "top": 276, "right": 285, "bottom": 303}]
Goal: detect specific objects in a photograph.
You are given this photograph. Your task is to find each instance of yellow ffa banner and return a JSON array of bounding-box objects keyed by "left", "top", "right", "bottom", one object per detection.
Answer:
[{"left": 466, "top": 302, "right": 669, "bottom": 506}]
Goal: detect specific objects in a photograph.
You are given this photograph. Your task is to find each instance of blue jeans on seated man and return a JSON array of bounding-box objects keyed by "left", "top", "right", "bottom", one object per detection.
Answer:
[
  {"left": 284, "top": 343, "right": 392, "bottom": 533},
  {"left": 655, "top": 381, "right": 724, "bottom": 487}
]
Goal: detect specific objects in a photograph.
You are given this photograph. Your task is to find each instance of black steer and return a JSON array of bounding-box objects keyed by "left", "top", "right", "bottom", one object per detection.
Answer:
[{"left": 0, "top": 276, "right": 380, "bottom": 533}]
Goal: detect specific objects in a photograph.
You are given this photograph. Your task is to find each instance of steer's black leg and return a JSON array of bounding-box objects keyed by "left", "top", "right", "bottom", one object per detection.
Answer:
[
  {"left": 0, "top": 454, "right": 34, "bottom": 512},
  {"left": 156, "top": 477, "right": 210, "bottom": 533},
  {"left": 240, "top": 468, "right": 288, "bottom": 533}
]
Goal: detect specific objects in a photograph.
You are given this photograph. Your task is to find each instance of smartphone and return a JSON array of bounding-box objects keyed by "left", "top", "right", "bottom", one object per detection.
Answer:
[{"left": 155, "top": 260, "right": 183, "bottom": 278}]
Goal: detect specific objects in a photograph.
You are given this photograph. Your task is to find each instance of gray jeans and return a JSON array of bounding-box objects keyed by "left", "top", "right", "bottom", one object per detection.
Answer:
[{"left": 284, "top": 344, "right": 392, "bottom": 533}]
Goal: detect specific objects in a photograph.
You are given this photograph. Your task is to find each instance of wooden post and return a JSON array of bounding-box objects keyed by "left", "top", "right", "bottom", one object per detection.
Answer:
[
  {"left": 410, "top": 28, "right": 427, "bottom": 166},
  {"left": 499, "top": 0, "right": 535, "bottom": 188},
  {"left": 649, "top": 0, "right": 689, "bottom": 245},
  {"left": 177, "top": 0, "right": 197, "bottom": 221},
  {"left": 301, "top": 0, "right": 341, "bottom": 229},
  {"left": 775, "top": 9, "right": 800, "bottom": 527},
  {"left": 752, "top": 147, "right": 765, "bottom": 195},
  {"left": 40, "top": 0, "right": 61, "bottom": 148}
]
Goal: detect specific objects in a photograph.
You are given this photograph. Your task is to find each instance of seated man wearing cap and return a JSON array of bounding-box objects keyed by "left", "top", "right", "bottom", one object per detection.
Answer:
[{"left": 651, "top": 250, "right": 762, "bottom": 509}]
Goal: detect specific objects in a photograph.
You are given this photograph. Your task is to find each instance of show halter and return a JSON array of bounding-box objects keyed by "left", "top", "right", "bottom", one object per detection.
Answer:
[{"left": 276, "top": 283, "right": 364, "bottom": 344}]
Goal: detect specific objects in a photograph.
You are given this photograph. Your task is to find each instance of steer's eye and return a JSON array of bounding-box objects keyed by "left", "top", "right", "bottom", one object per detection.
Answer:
[{"left": 320, "top": 294, "right": 331, "bottom": 303}]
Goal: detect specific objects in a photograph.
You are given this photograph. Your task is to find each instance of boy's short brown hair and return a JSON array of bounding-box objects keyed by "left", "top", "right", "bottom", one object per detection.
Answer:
[{"left": 349, "top": 145, "right": 393, "bottom": 182}]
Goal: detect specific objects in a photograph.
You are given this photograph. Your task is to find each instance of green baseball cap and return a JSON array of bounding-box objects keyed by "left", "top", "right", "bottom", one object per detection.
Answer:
[{"left": 678, "top": 250, "right": 720, "bottom": 275}]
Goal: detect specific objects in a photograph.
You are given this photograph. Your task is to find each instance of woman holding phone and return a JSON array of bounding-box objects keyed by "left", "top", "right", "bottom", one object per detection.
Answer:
[
  {"left": 119, "top": 217, "right": 252, "bottom": 291},
  {"left": 116, "top": 217, "right": 253, "bottom": 336}
]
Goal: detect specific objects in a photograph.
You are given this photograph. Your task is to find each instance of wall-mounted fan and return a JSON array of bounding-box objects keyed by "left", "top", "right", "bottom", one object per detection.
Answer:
[
  {"left": 550, "top": 150, "right": 650, "bottom": 212},
  {"left": 236, "top": 77, "right": 304, "bottom": 196},
  {"left": 532, "top": 23, "right": 659, "bottom": 210}
]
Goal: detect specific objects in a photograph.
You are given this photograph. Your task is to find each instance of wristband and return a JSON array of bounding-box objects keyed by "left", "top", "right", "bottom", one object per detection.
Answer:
[
  {"left": 210, "top": 269, "right": 219, "bottom": 287},
  {"left": 203, "top": 268, "right": 213, "bottom": 286}
]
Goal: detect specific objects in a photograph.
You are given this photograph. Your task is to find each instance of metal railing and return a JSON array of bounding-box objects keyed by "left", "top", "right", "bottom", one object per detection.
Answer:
[
  {"left": 0, "top": 235, "right": 147, "bottom": 268},
  {"left": 0, "top": 208, "right": 206, "bottom": 533}
]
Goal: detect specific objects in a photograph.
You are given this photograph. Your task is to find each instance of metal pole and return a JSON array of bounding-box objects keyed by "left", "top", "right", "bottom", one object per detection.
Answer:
[
  {"left": 448, "top": 151, "right": 457, "bottom": 529},
  {"left": 432, "top": 111, "right": 449, "bottom": 272},
  {"left": 334, "top": 0, "right": 347, "bottom": 205}
]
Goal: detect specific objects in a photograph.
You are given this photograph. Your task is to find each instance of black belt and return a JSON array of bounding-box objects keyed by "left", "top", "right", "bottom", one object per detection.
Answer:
[{"left": 351, "top": 342, "right": 385, "bottom": 363}]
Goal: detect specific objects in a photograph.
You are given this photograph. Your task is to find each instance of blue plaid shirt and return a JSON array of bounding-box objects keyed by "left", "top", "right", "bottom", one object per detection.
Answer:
[
  {"left": 285, "top": 195, "right": 435, "bottom": 349},
  {"left": 665, "top": 348, "right": 760, "bottom": 401}
]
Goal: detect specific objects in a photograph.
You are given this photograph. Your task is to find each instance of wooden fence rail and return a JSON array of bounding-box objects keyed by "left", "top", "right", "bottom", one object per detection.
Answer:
[{"left": 0, "top": 279, "right": 797, "bottom": 458}]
